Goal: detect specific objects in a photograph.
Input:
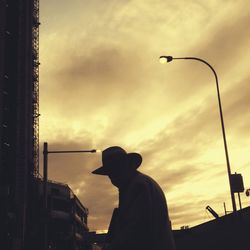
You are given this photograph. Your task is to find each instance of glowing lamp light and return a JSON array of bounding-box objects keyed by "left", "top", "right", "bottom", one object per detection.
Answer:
[
  {"left": 159, "top": 56, "right": 173, "bottom": 64},
  {"left": 159, "top": 57, "right": 167, "bottom": 64}
]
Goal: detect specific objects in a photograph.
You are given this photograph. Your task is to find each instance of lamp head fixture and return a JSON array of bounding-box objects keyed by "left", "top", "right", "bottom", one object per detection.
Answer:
[{"left": 159, "top": 56, "right": 173, "bottom": 64}]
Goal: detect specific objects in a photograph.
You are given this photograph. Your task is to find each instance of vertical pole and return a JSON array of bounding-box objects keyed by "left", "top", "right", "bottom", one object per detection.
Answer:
[
  {"left": 214, "top": 72, "right": 237, "bottom": 213},
  {"left": 43, "top": 142, "right": 48, "bottom": 250},
  {"left": 174, "top": 57, "right": 237, "bottom": 212},
  {"left": 238, "top": 193, "right": 242, "bottom": 210}
]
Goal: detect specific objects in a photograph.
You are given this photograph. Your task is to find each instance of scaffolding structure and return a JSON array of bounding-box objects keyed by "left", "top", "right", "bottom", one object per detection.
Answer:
[
  {"left": 32, "top": 0, "right": 40, "bottom": 178},
  {"left": 0, "top": 1, "right": 40, "bottom": 249}
]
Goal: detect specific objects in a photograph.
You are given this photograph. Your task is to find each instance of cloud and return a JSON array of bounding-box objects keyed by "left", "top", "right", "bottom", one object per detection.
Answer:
[
  {"left": 169, "top": 201, "right": 206, "bottom": 227},
  {"left": 39, "top": 66, "right": 250, "bottom": 229},
  {"left": 39, "top": 0, "right": 250, "bottom": 231},
  {"left": 223, "top": 76, "right": 250, "bottom": 137},
  {"left": 196, "top": 5, "right": 250, "bottom": 69}
]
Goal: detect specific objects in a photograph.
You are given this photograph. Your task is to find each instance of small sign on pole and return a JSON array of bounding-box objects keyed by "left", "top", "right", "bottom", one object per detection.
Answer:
[{"left": 230, "top": 173, "right": 244, "bottom": 193}]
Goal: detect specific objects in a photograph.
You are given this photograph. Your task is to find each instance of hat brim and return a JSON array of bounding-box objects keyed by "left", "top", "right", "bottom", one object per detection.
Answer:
[{"left": 92, "top": 153, "right": 142, "bottom": 175}]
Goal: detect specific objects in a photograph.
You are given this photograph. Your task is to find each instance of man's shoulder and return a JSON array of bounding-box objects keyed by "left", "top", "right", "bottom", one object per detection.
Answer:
[
  {"left": 132, "top": 171, "right": 161, "bottom": 189},
  {"left": 135, "top": 171, "right": 167, "bottom": 202},
  {"left": 134, "top": 171, "right": 153, "bottom": 182}
]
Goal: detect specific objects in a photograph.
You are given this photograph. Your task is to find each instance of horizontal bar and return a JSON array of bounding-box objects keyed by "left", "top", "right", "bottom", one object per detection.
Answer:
[{"left": 47, "top": 150, "right": 97, "bottom": 154}]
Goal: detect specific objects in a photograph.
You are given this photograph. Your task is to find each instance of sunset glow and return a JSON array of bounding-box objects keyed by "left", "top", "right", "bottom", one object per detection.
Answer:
[{"left": 40, "top": 0, "right": 250, "bottom": 231}]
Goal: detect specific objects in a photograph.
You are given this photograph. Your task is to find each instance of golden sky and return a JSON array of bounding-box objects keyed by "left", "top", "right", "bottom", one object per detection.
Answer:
[{"left": 39, "top": 0, "right": 250, "bottom": 231}]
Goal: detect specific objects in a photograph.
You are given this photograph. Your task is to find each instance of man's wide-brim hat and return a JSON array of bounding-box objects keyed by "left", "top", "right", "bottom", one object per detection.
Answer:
[{"left": 92, "top": 146, "right": 142, "bottom": 175}]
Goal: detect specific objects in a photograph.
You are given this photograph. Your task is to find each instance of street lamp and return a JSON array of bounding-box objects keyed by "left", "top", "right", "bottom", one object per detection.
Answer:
[
  {"left": 159, "top": 55, "right": 237, "bottom": 213},
  {"left": 43, "top": 142, "right": 98, "bottom": 250}
]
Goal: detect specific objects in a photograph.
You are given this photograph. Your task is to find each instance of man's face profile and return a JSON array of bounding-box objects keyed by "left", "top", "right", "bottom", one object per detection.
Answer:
[
  {"left": 107, "top": 162, "right": 128, "bottom": 188},
  {"left": 107, "top": 166, "right": 122, "bottom": 188}
]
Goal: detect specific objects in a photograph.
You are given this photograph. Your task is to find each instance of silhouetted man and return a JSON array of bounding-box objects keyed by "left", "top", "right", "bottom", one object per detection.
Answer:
[{"left": 92, "top": 146, "right": 176, "bottom": 250}]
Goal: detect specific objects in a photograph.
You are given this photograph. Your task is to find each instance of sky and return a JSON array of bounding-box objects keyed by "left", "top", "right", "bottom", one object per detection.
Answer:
[{"left": 39, "top": 0, "right": 250, "bottom": 231}]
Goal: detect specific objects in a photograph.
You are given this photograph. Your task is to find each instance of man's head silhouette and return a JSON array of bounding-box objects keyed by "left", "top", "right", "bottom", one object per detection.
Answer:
[{"left": 92, "top": 146, "right": 142, "bottom": 188}]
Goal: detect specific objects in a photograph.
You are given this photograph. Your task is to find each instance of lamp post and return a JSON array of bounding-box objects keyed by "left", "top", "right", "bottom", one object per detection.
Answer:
[
  {"left": 159, "top": 55, "right": 237, "bottom": 213},
  {"left": 43, "top": 142, "right": 97, "bottom": 250}
]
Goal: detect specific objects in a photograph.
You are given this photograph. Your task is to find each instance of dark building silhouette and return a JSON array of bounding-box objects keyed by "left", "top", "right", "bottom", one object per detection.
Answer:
[
  {"left": 0, "top": 1, "right": 39, "bottom": 249},
  {"left": 28, "top": 179, "right": 90, "bottom": 250}
]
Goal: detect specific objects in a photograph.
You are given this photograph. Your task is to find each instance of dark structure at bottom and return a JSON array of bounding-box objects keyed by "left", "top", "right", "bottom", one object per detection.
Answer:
[
  {"left": 27, "top": 179, "right": 90, "bottom": 250},
  {"left": 175, "top": 206, "right": 250, "bottom": 250},
  {"left": 90, "top": 206, "right": 250, "bottom": 250}
]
